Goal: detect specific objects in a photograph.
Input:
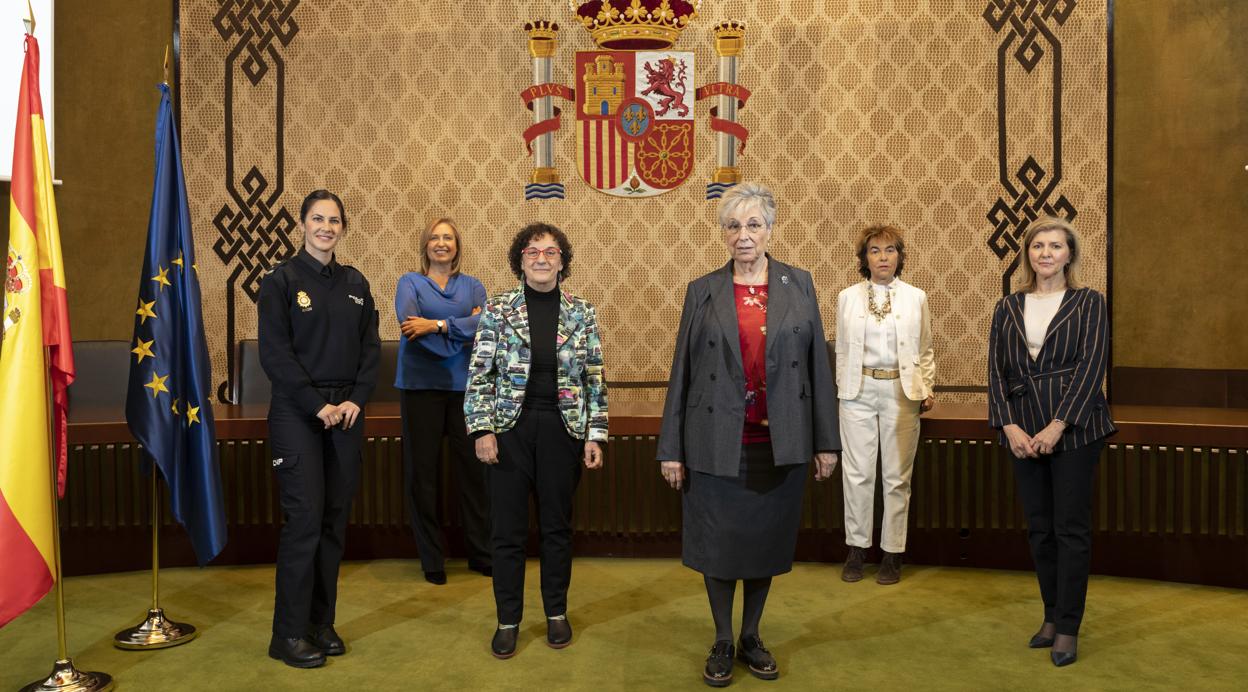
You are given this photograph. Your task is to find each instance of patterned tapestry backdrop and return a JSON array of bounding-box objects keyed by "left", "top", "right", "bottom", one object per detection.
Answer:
[{"left": 179, "top": 0, "right": 1107, "bottom": 404}]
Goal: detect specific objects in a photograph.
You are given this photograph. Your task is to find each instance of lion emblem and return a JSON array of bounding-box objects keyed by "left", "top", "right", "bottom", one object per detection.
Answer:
[{"left": 640, "top": 56, "right": 689, "bottom": 118}]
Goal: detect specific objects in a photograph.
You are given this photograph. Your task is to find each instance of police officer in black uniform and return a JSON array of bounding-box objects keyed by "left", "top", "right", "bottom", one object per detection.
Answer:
[{"left": 259, "top": 189, "right": 380, "bottom": 668}]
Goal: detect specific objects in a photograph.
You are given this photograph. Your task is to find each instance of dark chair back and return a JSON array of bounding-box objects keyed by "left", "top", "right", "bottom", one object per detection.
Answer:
[
  {"left": 234, "top": 338, "right": 400, "bottom": 405},
  {"left": 234, "top": 338, "right": 270, "bottom": 406},
  {"left": 67, "top": 340, "right": 131, "bottom": 419},
  {"left": 372, "top": 340, "right": 400, "bottom": 403}
]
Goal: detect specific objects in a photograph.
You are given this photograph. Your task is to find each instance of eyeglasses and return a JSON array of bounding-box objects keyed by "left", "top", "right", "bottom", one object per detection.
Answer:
[
  {"left": 722, "top": 221, "right": 767, "bottom": 234},
  {"left": 521, "top": 247, "right": 562, "bottom": 260}
]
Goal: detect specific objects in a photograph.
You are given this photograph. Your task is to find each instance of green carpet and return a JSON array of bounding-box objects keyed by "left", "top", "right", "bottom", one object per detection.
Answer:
[{"left": 2, "top": 559, "right": 1245, "bottom": 690}]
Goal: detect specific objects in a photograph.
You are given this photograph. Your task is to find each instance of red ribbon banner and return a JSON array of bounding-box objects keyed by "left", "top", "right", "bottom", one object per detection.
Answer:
[
  {"left": 521, "top": 83, "right": 575, "bottom": 155},
  {"left": 695, "top": 82, "right": 752, "bottom": 153}
]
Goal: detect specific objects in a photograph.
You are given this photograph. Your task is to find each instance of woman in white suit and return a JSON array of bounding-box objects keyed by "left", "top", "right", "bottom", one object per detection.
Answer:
[{"left": 834, "top": 225, "right": 935, "bottom": 585}]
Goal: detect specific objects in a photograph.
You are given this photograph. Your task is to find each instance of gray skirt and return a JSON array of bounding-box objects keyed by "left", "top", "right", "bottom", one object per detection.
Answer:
[{"left": 681, "top": 442, "right": 808, "bottom": 580}]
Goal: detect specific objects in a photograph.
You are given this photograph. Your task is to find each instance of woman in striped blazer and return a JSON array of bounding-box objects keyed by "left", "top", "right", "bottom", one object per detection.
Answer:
[{"left": 987, "top": 216, "right": 1116, "bottom": 668}]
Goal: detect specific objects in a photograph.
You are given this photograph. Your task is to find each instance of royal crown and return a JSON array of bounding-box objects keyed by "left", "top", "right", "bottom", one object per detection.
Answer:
[{"left": 571, "top": 0, "right": 700, "bottom": 51}]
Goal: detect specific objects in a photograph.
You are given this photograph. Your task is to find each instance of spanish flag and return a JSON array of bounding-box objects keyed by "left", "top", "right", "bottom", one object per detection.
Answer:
[{"left": 0, "top": 33, "right": 74, "bottom": 628}]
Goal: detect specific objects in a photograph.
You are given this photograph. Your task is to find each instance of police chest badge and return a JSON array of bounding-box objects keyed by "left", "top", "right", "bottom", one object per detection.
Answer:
[
  {"left": 296, "top": 290, "right": 312, "bottom": 312},
  {"left": 521, "top": 1, "right": 751, "bottom": 201}
]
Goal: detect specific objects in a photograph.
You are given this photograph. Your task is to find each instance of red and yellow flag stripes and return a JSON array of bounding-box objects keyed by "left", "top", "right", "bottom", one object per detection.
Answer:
[{"left": 0, "top": 34, "right": 74, "bottom": 628}]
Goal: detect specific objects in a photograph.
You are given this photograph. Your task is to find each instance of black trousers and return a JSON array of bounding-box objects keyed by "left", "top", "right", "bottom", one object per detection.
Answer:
[
  {"left": 400, "top": 389, "right": 491, "bottom": 572},
  {"left": 1012, "top": 439, "right": 1104, "bottom": 636},
  {"left": 489, "top": 407, "right": 583, "bottom": 624},
  {"left": 268, "top": 390, "right": 363, "bottom": 638}
]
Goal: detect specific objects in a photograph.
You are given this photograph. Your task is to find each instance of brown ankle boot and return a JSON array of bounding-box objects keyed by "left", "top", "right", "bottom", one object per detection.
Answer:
[
  {"left": 877, "top": 551, "right": 902, "bottom": 585},
  {"left": 841, "top": 546, "right": 866, "bottom": 582}
]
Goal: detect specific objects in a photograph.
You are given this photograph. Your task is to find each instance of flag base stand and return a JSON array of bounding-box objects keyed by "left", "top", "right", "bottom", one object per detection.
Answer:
[
  {"left": 20, "top": 659, "right": 113, "bottom": 692},
  {"left": 113, "top": 608, "right": 198, "bottom": 649}
]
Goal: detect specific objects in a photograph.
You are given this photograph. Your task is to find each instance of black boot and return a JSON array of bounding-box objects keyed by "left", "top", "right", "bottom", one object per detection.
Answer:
[
  {"left": 306, "top": 624, "right": 345, "bottom": 656},
  {"left": 842, "top": 546, "right": 866, "bottom": 582},
  {"left": 269, "top": 635, "right": 326, "bottom": 668}
]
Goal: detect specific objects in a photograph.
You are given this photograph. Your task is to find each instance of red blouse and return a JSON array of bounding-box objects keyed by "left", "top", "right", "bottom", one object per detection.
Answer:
[{"left": 734, "top": 283, "right": 770, "bottom": 444}]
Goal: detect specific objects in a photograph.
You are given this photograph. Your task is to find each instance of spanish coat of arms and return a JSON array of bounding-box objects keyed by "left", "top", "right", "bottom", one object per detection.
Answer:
[{"left": 520, "top": 1, "right": 751, "bottom": 200}]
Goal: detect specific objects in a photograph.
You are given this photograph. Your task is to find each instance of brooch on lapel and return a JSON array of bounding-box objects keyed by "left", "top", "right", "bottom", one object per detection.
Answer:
[{"left": 781, "top": 275, "right": 789, "bottom": 285}]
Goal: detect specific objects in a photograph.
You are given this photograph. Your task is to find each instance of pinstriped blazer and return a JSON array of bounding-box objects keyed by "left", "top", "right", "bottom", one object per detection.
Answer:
[{"left": 987, "top": 287, "right": 1116, "bottom": 451}]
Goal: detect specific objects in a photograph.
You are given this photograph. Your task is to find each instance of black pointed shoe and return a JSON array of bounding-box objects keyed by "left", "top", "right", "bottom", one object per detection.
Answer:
[
  {"left": 1051, "top": 636, "right": 1078, "bottom": 667},
  {"left": 1051, "top": 650, "right": 1078, "bottom": 667},
  {"left": 703, "top": 640, "right": 734, "bottom": 687},
  {"left": 307, "top": 624, "right": 345, "bottom": 656},
  {"left": 424, "top": 570, "right": 448, "bottom": 585},
  {"left": 841, "top": 546, "right": 866, "bottom": 582},
  {"left": 269, "top": 635, "right": 326, "bottom": 668},
  {"left": 491, "top": 625, "right": 518, "bottom": 659},
  {"left": 737, "top": 634, "right": 779, "bottom": 680},
  {"left": 546, "top": 615, "right": 572, "bottom": 648},
  {"left": 1029, "top": 631, "right": 1056, "bottom": 649}
]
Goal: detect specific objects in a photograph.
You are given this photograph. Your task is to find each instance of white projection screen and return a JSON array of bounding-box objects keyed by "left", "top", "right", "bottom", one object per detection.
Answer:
[{"left": 0, "top": 0, "right": 53, "bottom": 182}]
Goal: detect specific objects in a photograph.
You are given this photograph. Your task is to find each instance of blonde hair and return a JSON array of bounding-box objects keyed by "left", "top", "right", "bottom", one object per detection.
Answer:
[
  {"left": 418, "top": 217, "right": 463, "bottom": 275},
  {"left": 1015, "top": 216, "right": 1083, "bottom": 293}
]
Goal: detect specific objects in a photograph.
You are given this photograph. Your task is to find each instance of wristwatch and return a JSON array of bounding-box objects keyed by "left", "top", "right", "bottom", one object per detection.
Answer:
[{"left": 436, "top": 320, "right": 445, "bottom": 333}]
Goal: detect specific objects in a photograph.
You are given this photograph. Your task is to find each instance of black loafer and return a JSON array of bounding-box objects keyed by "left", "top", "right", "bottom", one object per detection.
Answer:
[
  {"left": 269, "top": 635, "right": 326, "bottom": 668},
  {"left": 737, "top": 634, "right": 779, "bottom": 680},
  {"left": 491, "top": 626, "right": 518, "bottom": 659},
  {"left": 546, "top": 616, "right": 572, "bottom": 648},
  {"left": 703, "top": 640, "right": 734, "bottom": 687},
  {"left": 307, "top": 624, "right": 345, "bottom": 656},
  {"left": 424, "top": 570, "right": 447, "bottom": 585},
  {"left": 468, "top": 559, "right": 493, "bottom": 577}
]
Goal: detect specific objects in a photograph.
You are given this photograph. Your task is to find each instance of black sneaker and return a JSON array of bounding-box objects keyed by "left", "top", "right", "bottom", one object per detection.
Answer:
[
  {"left": 737, "top": 634, "right": 778, "bottom": 680},
  {"left": 703, "top": 640, "right": 734, "bottom": 687}
]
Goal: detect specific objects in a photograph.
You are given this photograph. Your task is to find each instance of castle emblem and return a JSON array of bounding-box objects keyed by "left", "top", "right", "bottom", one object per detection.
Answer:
[{"left": 520, "top": 1, "right": 751, "bottom": 200}]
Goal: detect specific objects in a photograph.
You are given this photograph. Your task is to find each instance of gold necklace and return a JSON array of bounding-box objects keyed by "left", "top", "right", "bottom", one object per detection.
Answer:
[{"left": 866, "top": 283, "right": 892, "bottom": 322}]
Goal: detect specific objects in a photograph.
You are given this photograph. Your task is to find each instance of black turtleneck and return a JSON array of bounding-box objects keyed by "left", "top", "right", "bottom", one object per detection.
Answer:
[{"left": 523, "top": 282, "right": 560, "bottom": 411}]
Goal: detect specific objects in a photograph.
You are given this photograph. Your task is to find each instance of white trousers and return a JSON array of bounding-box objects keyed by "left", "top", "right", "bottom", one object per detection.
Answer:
[{"left": 839, "top": 376, "right": 921, "bottom": 553}]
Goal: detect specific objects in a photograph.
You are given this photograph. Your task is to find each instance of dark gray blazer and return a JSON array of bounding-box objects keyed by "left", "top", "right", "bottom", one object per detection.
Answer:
[
  {"left": 987, "top": 287, "right": 1116, "bottom": 451},
  {"left": 656, "top": 257, "right": 840, "bottom": 477}
]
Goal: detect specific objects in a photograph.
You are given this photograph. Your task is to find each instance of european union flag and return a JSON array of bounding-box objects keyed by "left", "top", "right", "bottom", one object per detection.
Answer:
[{"left": 124, "top": 83, "right": 227, "bottom": 565}]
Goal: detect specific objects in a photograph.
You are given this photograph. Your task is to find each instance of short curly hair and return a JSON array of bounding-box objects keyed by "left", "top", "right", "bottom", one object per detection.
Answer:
[
  {"left": 856, "top": 224, "right": 907, "bottom": 280},
  {"left": 508, "top": 222, "right": 574, "bottom": 281}
]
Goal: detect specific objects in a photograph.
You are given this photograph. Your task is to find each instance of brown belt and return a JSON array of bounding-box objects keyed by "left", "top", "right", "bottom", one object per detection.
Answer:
[{"left": 862, "top": 366, "right": 900, "bottom": 380}]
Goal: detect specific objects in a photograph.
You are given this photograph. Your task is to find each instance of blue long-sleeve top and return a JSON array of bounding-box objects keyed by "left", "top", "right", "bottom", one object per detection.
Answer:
[{"left": 394, "top": 272, "right": 487, "bottom": 391}]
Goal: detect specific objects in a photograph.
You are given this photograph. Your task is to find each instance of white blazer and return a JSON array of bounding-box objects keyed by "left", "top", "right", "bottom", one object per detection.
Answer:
[{"left": 835, "top": 278, "right": 935, "bottom": 401}]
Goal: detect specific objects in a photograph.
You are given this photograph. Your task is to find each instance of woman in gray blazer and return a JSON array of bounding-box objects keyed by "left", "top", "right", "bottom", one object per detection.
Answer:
[{"left": 657, "top": 183, "right": 840, "bottom": 687}]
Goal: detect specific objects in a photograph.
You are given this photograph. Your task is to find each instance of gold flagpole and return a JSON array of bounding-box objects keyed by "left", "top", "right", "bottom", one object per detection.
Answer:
[
  {"left": 113, "top": 45, "right": 197, "bottom": 650},
  {"left": 21, "top": 353, "right": 112, "bottom": 692}
]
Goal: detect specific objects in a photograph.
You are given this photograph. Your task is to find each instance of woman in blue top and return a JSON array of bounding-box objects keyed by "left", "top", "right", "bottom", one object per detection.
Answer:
[{"left": 395, "top": 217, "right": 491, "bottom": 585}]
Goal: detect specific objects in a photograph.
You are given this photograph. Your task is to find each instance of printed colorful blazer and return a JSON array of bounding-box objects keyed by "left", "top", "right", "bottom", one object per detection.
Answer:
[{"left": 464, "top": 284, "right": 609, "bottom": 442}]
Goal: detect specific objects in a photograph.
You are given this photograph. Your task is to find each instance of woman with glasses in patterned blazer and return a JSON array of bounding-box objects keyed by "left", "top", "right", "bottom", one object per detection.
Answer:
[
  {"left": 988, "top": 216, "right": 1116, "bottom": 668},
  {"left": 464, "top": 222, "right": 608, "bottom": 659}
]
